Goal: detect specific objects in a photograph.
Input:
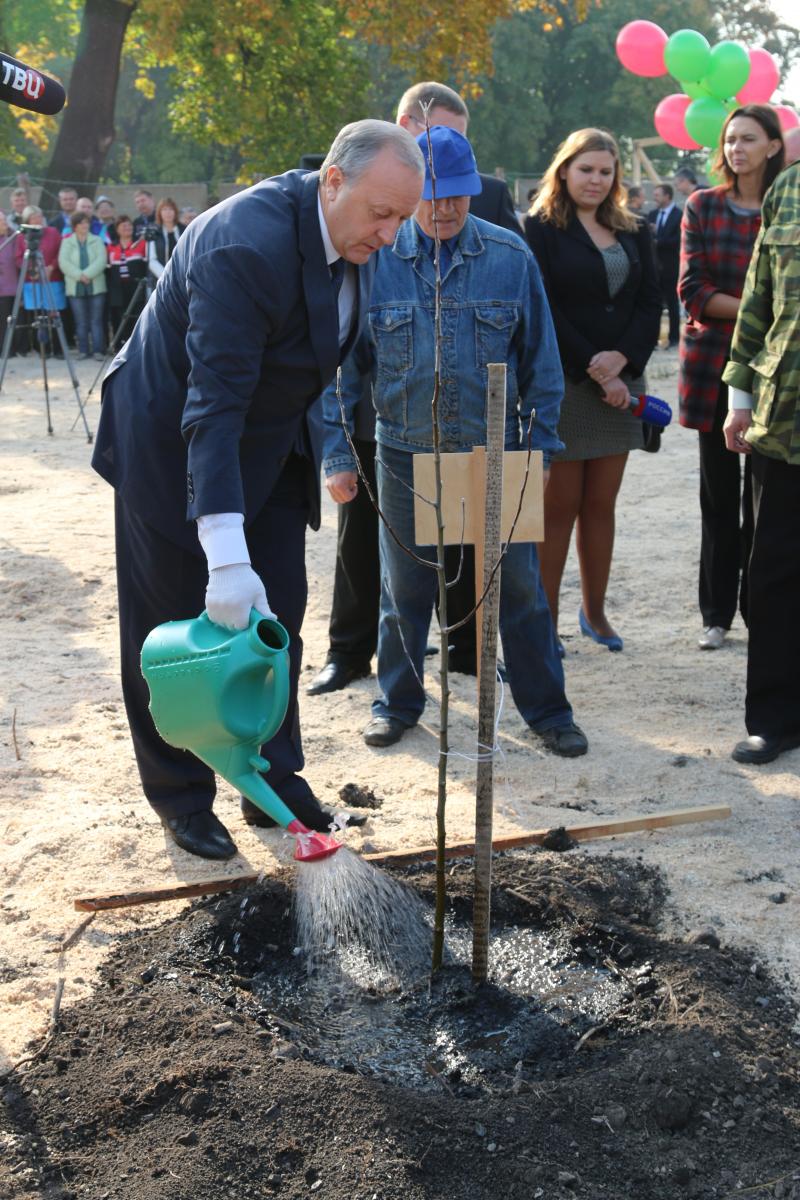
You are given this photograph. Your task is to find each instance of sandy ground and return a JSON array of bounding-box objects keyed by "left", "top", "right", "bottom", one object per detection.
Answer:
[{"left": 1, "top": 350, "right": 798, "bottom": 1069}]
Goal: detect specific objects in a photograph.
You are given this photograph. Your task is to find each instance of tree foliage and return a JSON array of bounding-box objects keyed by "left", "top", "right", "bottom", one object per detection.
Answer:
[
  {"left": 1, "top": 0, "right": 795, "bottom": 186},
  {"left": 468, "top": 0, "right": 797, "bottom": 178}
]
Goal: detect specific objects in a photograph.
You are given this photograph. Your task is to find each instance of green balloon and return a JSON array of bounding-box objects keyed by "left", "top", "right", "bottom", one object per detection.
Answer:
[
  {"left": 706, "top": 153, "right": 724, "bottom": 186},
  {"left": 685, "top": 96, "right": 728, "bottom": 147},
  {"left": 681, "top": 79, "right": 711, "bottom": 100},
  {"left": 665, "top": 29, "right": 712, "bottom": 83},
  {"left": 702, "top": 41, "right": 750, "bottom": 100}
]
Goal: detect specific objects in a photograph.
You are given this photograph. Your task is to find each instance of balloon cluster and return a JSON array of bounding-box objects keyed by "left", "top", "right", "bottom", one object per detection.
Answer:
[{"left": 616, "top": 21, "right": 799, "bottom": 150}]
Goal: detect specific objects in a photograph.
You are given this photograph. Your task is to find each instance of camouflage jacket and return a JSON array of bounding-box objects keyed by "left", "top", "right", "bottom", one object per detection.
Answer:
[{"left": 722, "top": 163, "right": 800, "bottom": 464}]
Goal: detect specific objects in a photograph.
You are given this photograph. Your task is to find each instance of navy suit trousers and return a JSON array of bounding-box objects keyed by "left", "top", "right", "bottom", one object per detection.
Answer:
[{"left": 115, "top": 454, "right": 312, "bottom": 820}]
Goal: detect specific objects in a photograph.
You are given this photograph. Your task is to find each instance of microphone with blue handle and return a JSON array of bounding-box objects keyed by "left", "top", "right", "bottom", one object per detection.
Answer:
[{"left": 629, "top": 393, "right": 672, "bottom": 428}]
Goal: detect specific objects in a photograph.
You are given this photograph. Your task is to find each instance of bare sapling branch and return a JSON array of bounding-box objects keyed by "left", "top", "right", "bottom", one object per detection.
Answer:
[
  {"left": 335, "top": 372, "right": 438, "bottom": 570},
  {"left": 420, "top": 102, "right": 451, "bottom": 975}
]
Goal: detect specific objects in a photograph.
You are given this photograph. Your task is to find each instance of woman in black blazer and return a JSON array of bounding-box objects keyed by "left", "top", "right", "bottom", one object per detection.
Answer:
[{"left": 524, "top": 128, "right": 660, "bottom": 653}]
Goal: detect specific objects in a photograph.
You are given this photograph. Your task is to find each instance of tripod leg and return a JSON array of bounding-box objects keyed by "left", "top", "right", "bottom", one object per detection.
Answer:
[
  {"left": 37, "top": 320, "right": 54, "bottom": 435},
  {"left": 87, "top": 276, "right": 147, "bottom": 398},
  {"left": 0, "top": 254, "right": 30, "bottom": 393},
  {"left": 37, "top": 268, "right": 93, "bottom": 444}
]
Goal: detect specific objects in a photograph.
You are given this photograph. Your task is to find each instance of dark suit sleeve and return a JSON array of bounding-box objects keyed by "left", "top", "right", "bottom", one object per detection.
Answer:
[
  {"left": 614, "top": 220, "right": 661, "bottom": 375},
  {"left": 523, "top": 215, "right": 597, "bottom": 371},
  {"left": 181, "top": 244, "right": 283, "bottom": 519}
]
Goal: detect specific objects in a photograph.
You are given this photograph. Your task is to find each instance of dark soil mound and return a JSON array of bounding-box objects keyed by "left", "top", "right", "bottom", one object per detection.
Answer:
[{"left": 2, "top": 849, "right": 799, "bottom": 1200}]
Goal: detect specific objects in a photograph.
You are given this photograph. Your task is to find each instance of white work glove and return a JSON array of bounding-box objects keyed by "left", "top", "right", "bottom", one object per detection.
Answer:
[{"left": 205, "top": 563, "right": 274, "bottom": 631}]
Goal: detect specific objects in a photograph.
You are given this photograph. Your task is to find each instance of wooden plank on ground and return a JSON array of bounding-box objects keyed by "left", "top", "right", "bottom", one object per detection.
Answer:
[{"left": 72, "top": 804, "right": 730, "bottom": 912}]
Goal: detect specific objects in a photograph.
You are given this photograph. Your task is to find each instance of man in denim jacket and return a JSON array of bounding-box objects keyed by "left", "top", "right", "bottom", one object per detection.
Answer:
[{"left": 322, "top": 128, "right": 587, "bottom": 757}]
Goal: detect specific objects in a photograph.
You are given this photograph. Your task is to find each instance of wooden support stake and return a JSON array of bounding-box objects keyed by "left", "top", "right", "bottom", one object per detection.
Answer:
[
  {"left": 472, "top": 363, "right": 505, "bottom": 983},
  {"left": 73, "top": 805, "right": 731, "bottom": 912}
]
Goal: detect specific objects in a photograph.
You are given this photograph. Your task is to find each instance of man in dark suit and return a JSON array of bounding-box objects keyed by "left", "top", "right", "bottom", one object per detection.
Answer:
[
  {"left": 648, "top": 183, "right": 682, "bottom": 348},
  {"left": 92, "top": 120, "right": 424, "bottom": 860},
  {"left": 308, "top": 80, "right": 521, "bottom": 696}
]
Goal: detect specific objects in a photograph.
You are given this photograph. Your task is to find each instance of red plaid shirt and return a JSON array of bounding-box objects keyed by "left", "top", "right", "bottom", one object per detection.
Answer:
[{"left": 677, "top": 186, "right": 761, "bottom": 431}]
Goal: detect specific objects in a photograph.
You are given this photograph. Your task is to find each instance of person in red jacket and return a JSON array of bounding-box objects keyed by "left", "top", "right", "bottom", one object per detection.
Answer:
[{"left": 106, "top": 214, "right": 147, "bottom": 342}]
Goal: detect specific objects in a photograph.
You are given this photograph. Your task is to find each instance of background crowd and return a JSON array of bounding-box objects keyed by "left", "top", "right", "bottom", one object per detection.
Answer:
[{"left": 0, "top": 186, "right": 199, "bottom": 361}]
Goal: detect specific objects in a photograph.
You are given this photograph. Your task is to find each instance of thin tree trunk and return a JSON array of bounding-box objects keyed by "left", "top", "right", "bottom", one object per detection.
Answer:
[
  {"left": 40, "top": 0, "right": 135, "bottom": 211},
  {"left": 471, "top": 364, "right": 506, "bottom": 983},
  {"left": 423, "top": 118, "right": 449, "bottom": 975}
]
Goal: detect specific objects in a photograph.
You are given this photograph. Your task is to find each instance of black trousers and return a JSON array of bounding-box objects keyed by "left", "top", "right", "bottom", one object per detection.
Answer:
[
  {"left": 658, "top": 267, "right": 680, "bottom": 344},
  {"left": 327, "top": 438, "right": 380, "bottom": 666},
  {"left": 745, "top": 450, "right": 800, "bottom": 738},
  {"left": 326, "top": 439, "right": 476, "bottom": 666},
  {"left": 697, "top": 387, "right": 753, "bottom": 629},
  {"left": 115, "top": 455, "right": 313, "bottom": 820}
]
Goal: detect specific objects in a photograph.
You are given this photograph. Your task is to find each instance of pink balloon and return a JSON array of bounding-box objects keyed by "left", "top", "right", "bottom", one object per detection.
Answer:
[
  {"left": 616, "top": 20, "right": 668, "bottom": 77},
  {"left": 736, "top": 47, "right": 780, "bottom": 104},
  {"left": 774, "top": 105, "right": 800, "bottom": 131},
  {"left": 654, "top": 93, "right": 702, "bottom": 150}
]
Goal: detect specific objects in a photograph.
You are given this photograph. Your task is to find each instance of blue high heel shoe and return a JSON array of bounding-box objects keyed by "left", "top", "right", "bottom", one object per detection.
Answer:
[{"left": 579, "top": 608, "right": 623, "bottom": 652}]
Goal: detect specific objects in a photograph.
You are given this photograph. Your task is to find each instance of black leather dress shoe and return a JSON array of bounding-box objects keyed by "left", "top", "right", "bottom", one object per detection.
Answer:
[
  {"left": 732, "top": 733, "right": 800, "bottom": 765},
  {"left": 535, "top": 721, "right": 589, "bottom": 758},
  {"left": 306, "top": 660, "right": 371, "bottom": 695},
  {"left": 241, "top": 794, "right": 368, "bottom": 831},
  {"left": 363, "top": 716, "right": 408, "bottom": 747},
  {"left": 161, "top": 810, "right": 238, "bottom": 860}
]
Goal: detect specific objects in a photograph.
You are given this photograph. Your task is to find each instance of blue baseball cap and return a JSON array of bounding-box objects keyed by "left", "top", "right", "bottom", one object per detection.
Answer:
[{"left": 415, "top": 127, "right": 482, "bottom": 200}]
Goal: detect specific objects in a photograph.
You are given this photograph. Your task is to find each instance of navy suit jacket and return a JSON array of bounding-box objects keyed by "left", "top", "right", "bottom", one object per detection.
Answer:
[
  {"left": 471, "top": 173, "right": 521, "bottom": 235},
  {"left": 92, "top": 170, "right": 375, "bottom": 554},
  {"left": 647, "top": 205, "right": 682, "bottom": 279}
]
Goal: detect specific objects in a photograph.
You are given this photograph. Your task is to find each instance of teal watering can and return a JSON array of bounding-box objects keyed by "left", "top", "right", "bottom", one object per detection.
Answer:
[{"left": 140, "top": 609, "right": 340, "bottom": 861}]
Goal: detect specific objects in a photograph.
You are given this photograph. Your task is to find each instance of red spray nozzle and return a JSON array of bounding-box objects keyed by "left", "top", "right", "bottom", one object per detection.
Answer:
[{"left": 287, "top": 819, "right": 342, "bottom": 862}]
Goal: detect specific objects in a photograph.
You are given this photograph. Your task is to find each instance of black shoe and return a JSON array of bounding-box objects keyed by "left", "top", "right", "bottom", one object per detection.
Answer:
[
  {"left": 363, "top": 716, "right": 408, "bottom": 747},
  {"left": 160, "top": 810, "right": 238, "bottom": 860},
  {"left": 306, "top": 660, "right": 371, "bottom": 695},
  {"left": 732, "top": 733, "right": 800, "bottom": 765},
  {"left": 535, "top": 721, "right": 589, "bottom": 758},
  {"left": 240, "top": 794, "right": 368, "bottom": 831},
  {"left": 424, "top": 643, "right": 437, "bottom": 657}
]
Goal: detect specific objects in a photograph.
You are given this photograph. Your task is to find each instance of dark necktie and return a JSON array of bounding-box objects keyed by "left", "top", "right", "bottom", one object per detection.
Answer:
[
  {"left": 657, "top": 210, "right": 665, "bottom": 234},
  {"left": 330, "top": 256, "right": 346, "bottom": 301}
]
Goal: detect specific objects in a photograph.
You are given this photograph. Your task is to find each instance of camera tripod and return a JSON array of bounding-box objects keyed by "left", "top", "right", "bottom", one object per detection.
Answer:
[
  {"left": 87, "top": 271, "right": 152, "bottom": 398},
  {"left": 0, "top": 232, "right": 93, "bottom": 442}
]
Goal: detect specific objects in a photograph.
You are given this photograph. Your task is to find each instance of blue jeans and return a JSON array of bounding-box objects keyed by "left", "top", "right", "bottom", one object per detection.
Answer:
[
  {"left": 69, "top": 293, "right": 106, "bottom": 355},
  {"left": 373, "top": 444, "right": 573, "bottom": 732}
]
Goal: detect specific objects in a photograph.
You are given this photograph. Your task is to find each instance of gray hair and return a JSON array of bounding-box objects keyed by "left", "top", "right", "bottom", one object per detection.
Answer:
[
  {"left": 319, "top": 119, "right": 424, "bottom": 184},
  {"left": 22, "top": 205, "right": 43, "bottom": 221}
]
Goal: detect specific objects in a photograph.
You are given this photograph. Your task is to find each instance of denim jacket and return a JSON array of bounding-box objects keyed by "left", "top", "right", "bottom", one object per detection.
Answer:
[{"left": 322, "top": 214, "right": 564, "bottom": 475}]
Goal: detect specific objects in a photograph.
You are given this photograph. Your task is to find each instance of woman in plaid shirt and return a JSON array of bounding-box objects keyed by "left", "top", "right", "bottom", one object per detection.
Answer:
[{"left": 678, "top": 105, "right": 783, "bottom": 652}]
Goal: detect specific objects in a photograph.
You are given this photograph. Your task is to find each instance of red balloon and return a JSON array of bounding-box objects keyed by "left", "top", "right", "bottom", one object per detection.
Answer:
[
  {"left": 774, "top": 105, "right": 800, "bottom": 132},
  {"left": 736, "top": 47, "right": 780, "bottom": 104},
  {"left": 616, "top": 20, "right": 668, "bottom": 77},
  {"left": 654, "top": 93, "right": 702, "bottom": 150}
]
